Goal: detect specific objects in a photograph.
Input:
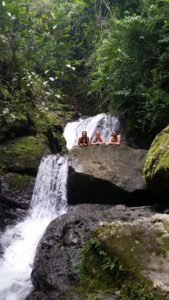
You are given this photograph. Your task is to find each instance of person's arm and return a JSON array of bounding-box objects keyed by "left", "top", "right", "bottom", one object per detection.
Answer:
[
  {"left": 86, "top": 137, "right": 89, "bottom": 145},
  {"left": 117, "top": 134, "right": 121, "bottom": 145},
  {"left": 78, "top": 137, "right": 83, "bottom": 147},
  {"left": 108, "top": 136, "right": 114, "bottom": 144},
  {"left": 99, "top": 136, "right": 105, "bottom": 144},
  {"left": 91, "top": 137, "right": 96, "bottom": 144}
]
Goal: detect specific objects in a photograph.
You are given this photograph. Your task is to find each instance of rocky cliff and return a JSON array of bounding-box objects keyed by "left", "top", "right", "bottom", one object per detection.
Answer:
[{"left": 143, "top": 124, "right": 169, "bottom": 201}]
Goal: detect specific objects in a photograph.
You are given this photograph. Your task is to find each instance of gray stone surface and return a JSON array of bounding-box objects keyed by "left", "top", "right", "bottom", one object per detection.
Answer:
[
  {"left": 69, "top": 144, "right": 147, "bottom": 192},
  {"left": 30, "top": 204, "right": 155, "bottom": 299},
  {"left": 68, "top": 145, "right": 157, "bottom": 205}
]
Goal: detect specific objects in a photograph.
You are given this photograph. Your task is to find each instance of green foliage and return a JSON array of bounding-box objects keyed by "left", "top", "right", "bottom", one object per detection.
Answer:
[
  {"left": 80, "top": 237, "right": 127, "bottom": 274},
  {"left": 143, "top": 124, "right": 169, "bottom": 197},
  {"left": 79, "top": 236, "right": 128, "bottom": 275},
  {"left": 78, "top": 235, "right": 164, "bottom": 299},
  {"left": 0, "top": 0, "right": 98, "bottom": 116},
  {"left": 120, "top": 281, "right": 159, "bottom": 300},
  {"left": 88, "top": 0, "right": 169, "bottom": 146},
  {"left": 0, "top": 135, "right": 50, "bottom": 174},
  {"left": 8, "top": 174, "right": 31, "bottom": 193},
  {"left": 80, "top": 237, "right": 101, "bottom": 255},
  {"left": 1, "top": 0, "right": 169, "bottom": 146}
]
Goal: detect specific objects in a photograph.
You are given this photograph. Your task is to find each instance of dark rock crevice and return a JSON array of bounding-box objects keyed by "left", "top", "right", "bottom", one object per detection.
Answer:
[
  {"left": 0, "top": 173, "right": 35, "bottom": 227},
  {"left": 67, "top": 166, "right": 128, "bottom": 205}
]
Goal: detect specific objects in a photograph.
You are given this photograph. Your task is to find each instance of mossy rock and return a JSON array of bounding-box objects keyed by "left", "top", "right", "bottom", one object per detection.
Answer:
[
  {"left": 79, "top": 215, "right": 169, "bottom": 299},
  {"left": 0, "top": 103, "right": 67, "bottom": 153},
  {"left": 24, "top": 110, "right": 66, "bottom": 153},
  {"left": 143, "top": 125, "right": 169, "bottom": 198},
  {"left": 31, "top": 111, "right": 63, "bottom": 134},
  {"left": 7, "top": 173, "right": 32, "bottom": 194},
  {"left": 0, "top": 135, "right": 50, "bottom": 175},
  {"left": 0, "top": 172, "right": 35, "bottom": 212},
  {"left": 31, "top": 111, "right": 66, "bottom": 153},
  {"left": 0, "top": 112, "right": 30, "bottom": 142}
]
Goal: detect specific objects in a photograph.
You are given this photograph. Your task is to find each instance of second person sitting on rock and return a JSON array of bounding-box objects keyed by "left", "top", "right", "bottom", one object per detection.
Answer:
[{"left": 91, "top": 130, "right": 105, "bottom": 145}]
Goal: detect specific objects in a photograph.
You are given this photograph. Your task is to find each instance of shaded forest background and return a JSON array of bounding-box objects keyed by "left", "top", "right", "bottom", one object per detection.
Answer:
[{"left": 0, "top": 0, "right": 169, "bottom": 147}]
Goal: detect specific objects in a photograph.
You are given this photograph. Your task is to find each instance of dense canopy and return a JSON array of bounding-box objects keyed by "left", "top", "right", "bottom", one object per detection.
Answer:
[{"left": 0, "top": 0, "right": 169, "bottom": 147}]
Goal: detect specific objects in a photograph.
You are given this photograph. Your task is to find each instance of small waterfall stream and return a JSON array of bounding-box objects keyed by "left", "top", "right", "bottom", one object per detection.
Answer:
[
  {"left": 64, "top": 113, "right": 120, "bottom": 149},
  {"left": 0, "top": 155, "right": 68, "bottom": 300}
]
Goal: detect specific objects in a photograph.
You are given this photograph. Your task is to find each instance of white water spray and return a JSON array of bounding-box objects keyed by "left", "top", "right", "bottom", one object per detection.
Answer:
[
  {"left": 63, "top": 113, "right": 120, "bottom": 149},
  {"left": 0, "top": 155, "right": 68, "bottom": 300}
]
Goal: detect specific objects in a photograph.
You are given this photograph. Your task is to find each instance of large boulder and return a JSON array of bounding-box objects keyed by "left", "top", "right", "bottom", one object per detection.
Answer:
[
  {"left": 68, "top": 144, "right": 154, "bottom": 205},
  {"left": 89, "top": 214, "right": 169, "bottom": 299},
  {"left": 143, "top": 125, "right": 169, "bottom": 200},
  {"left": 30, "top": 204, "right": 154, "bottom": 300}
]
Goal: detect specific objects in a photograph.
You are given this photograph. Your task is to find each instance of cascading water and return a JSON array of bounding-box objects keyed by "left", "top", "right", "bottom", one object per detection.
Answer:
[
  {"left": 0, "top": 155, "right": 68, "bottom": 300},
  {"left": 63, "top": 113, "right": 120, "bottom": 149}
]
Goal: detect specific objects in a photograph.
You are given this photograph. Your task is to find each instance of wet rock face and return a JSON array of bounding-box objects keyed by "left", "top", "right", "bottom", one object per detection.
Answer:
[
  {"left": 30, "top": 204, "right": 154, "bottom": 298},
  {"left": 68, "top": 145, "right": 157, "bottom": 205},
  {"left": 0, "top": 203, "right": 5, "bottom": 231},
  {"left": 0, "top": 173, "right": 35, "bottom": 227},
  {"left": 143, "top": 124, "right": 169, "bottom": 200}
]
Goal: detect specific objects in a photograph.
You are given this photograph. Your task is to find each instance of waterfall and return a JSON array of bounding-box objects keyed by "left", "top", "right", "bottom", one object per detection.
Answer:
[
  {"left": 30, "top": 155, "right": 68, "bottom": 219},
  {"left": 0, "top": 155, "right": 68, "bottom": 300},
  {"left": 63, "top": 113, "right": 120, "bottom": 149}
]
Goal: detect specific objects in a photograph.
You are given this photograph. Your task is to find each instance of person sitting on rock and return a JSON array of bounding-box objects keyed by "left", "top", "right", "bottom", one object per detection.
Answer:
[
  {"left": 78, "top": 131, "right": 89, "bottom": 147},
  {"left": 91, "top": 130, "right": 105, "bottom": 145},
  {"left": 109, "top": 130, "right": 121, "bottom": 145}
]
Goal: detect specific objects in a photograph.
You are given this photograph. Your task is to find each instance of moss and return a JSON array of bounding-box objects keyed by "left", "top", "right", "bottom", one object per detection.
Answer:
[
  {"left": 120, "top": 281, "right": 159, "bottom": 300},
  {"left": 8, "top": 173, "right": 31, "bottom": 194},
  {"left": 30, "top": 111, "right": 66, "bottom": 153},
  {"left": 0, "top": 112, "right": 29, "bottom": 142},
  {"left": 0, "top": 135, "right": 50, "bottom": 174},
  {"left": 0, "top": 101, "right": 68, "bottom": 154},
  {"left": 77, "top": 219, "right": 169, "bottom": 300},
  {"left": 0, "top": 163, "right": 6, "bottom": 175},
  {"left": 77, "top": 237, "right": 126, "bottom": 298},
  {"left": 77, "top": 236, "right": 160, "bottom": 300},
  {"left": 95, "top": 225, "right": 162, "bottom": 274},
  {"left": 76, "top": 250, "right": 117, "bottom": 299},
  {"left": 31, "top": 111, "right": 62, "bottom": 134},
  {"left": 143, "top": 125, "right": 169, "bottom": 197}
]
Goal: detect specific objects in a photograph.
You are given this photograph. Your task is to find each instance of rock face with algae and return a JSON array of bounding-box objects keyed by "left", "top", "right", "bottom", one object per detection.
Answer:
[
  {"left": 0, "top": 135, "right": 50, "bottom": 175},
  {"left": 94, "top": 214, "right": 169, "bottom": 298},
  {"left": 143, "top": 125, "right": 169, "bottom": 199}
]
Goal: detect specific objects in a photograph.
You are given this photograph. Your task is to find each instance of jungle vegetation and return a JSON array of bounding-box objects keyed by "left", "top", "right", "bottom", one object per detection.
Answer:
[{"left": 0, "top": 0, "right": 169, "bottom": 146}]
